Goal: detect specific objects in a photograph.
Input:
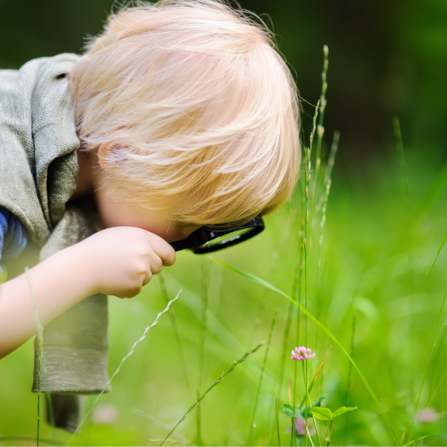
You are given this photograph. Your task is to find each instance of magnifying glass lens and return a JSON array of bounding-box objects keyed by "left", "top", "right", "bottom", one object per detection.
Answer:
[
  {"left": 169, "top": 216, "right": 265, "bottom": 253},
  {"left": 199, "top": 228, "right": 253, "bottom": 250}
]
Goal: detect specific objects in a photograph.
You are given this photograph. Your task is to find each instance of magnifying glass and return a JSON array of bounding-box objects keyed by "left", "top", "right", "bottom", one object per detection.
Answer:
[{"left": 169, "top": 216, "right": 265, "bottom": 254}]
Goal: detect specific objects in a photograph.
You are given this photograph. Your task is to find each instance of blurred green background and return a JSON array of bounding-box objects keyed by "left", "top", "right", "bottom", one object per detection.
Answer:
[
  {"left": 1, "top": 0, "right": 447, "bottom": 168},
  {"left": 1, "top": 0, "right": 447, "bottom": 445}
]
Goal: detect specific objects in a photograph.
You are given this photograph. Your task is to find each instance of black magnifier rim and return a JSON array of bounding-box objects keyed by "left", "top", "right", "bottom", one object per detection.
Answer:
[{"left": 170, "top": 216, "right": 265, "bottom": 254}]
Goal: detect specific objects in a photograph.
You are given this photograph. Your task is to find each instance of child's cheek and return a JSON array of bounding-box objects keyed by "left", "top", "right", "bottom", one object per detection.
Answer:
[
  {"left": 94, "top": 185, "right": 199, "bottom": 241},
  {"left": 103, "top": 214, "right": 186, "bottom": 243}
]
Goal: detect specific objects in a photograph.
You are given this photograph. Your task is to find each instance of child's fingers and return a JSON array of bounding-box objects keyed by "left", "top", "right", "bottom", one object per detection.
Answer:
[
  {"left": 141, "top": 269, "right": 153, "bottom": 287},
  {"left": 147, "top": 233, "right": 176, "bottom": 266},
  {"left": 148, "top": 250, "right": 163, "bottom": 275},
  {"left": 122, "top": 285, "right": 143, "bottom": 299}
]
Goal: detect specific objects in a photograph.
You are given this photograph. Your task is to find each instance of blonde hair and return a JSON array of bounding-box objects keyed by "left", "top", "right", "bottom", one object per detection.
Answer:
[{"left": 70, "top": 0, "right": 300, "bottom": 225}]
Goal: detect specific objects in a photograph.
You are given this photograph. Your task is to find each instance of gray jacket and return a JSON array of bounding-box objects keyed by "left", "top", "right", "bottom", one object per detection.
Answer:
[{"left": 0, "top": 54, "right": 109, "bottom": 433}]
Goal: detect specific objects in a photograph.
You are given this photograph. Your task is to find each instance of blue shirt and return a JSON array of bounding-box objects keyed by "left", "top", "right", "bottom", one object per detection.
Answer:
[{"left": 0, "top": 207, "right": 28, "bottom": 276}]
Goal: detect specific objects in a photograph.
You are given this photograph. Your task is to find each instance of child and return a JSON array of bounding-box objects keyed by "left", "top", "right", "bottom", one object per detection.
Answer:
[{"left": 0, "top": 0, "right": 299, "bottom": 432}]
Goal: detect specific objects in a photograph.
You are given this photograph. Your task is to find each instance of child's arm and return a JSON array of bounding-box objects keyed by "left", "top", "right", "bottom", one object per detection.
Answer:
[{"left": 0, "top": 227, "right": 175, "bottom": 359}]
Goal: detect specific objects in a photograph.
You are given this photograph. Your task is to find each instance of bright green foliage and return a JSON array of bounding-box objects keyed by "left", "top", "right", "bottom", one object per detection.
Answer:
[
  {"left": 309, "top": 407, "right": 332, "bottom": 421},
  {"left": 311, "top": 406, "right": 357, "bottom": 421},
  {"left": 332, "top": 406, "right": 357, "bottom": 419},
  {"left": 282, "top": 404, "right": 298, "bottom": 418},
  {"left": 283, "top": 396, "right": 326, "bottom": 419}
]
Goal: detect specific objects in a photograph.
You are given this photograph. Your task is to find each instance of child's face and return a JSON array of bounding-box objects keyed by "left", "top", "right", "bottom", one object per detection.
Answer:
[
  {"left": 94, "top": 177, "right": 201, "bottom": 243},
  {"left": 77, "top": 147, "right": 201, "bottom": 244}
]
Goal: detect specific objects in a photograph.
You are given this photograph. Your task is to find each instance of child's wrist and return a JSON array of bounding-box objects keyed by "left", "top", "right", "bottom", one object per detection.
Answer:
[{"left": 63, "top": 242, "right": 101, "bottom": 298}]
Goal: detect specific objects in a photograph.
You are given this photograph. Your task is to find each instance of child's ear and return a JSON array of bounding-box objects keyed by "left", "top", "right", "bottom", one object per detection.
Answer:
[
  {"left": 97, "top": 139, "right": 126, "bottom": 173},
  {"left": 97, "top": 130, "right": 129, "bottom": 173},
  {"left": 97, "top": 141, "right": 114, "bottom": 172}
]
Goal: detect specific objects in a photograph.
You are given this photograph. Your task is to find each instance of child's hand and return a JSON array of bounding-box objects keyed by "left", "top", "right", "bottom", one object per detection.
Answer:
[
  {"left": 0, "top": 226, "right": 175, "bottom": 357},
  {"left": 77, "top": 227, "right": 176, "bottom": 298}
]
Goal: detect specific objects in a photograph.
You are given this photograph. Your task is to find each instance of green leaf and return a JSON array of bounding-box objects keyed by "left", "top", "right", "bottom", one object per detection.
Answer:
[
  {"left": 332, "top": 406, "right": 357, "bottom": 419},
  {"left": 282, "top": 404, "right": 304, "bottom": 418},
  {"left": 302, "top": 398, "right": 326, "bottom": 419},
  {"left": 309, "top": 407, "right": 332, "bottom": 421},
  {"left": 282, "top": 404, "right": 295, "bottom": 418},
  {"left": 312, "top": 396, "right": 326, "bottom": 407},
  {"left": 301, "top": 406, "right": 313, "bottom": 419},
  {"left": 295, "top": 408, "right": 305, "bottom": 419},
  {"left": 282, "top": 404, "right": 303, "bottom": 418},
  {"left": 213, "top": 259, "right": 401, "bottom": 446}
]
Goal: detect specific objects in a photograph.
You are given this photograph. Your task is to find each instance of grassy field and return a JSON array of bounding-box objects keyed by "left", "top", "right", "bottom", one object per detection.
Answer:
[{"left": 2, "top": 75, "right": 447, "bottom": 446}]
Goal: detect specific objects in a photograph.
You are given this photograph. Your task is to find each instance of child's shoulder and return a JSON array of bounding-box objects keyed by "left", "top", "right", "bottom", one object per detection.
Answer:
[{"left": 0, "top": 53, "right": 81, "bottom": 246}]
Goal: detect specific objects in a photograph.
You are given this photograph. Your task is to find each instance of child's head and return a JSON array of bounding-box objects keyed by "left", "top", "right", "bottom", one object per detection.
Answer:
[{"left": 70, "top": 0, "right": 300, "bottom": 228}]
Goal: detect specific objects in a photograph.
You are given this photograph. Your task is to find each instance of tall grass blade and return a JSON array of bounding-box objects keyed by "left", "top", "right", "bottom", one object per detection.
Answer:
[
  {"left": 25, "top": 267, "right": 44, "bottom": 447},
  {"left": 393, "top": 116, "right": 410, "bottom": 209},
  {"left": 344, "top": 313, "right": 356, "bottom": 406},
  {"left": 45, "top": 393, "right": 54, "bottom": 427},
  {"left": 298, "top": 104, "right": 320, "bottom": 447},
  {"left": 310, "top": 45, "right": 329, "bottom": 232},
  {"left": 67, "top": 290, "right": 182, "bottom": 445},
  {"left": 276, "top": 395, "right": 281, "bottom": 447},
  {"left": 306, "top": 100, "right": 320, "bottom": 247},
  {"left": 290, "top": 415, "right": 294, "bottom": 446},
  {"left": 252, "top": 206, "right": 297, "bottom": 400},
  {"left": 301, "top": 363, "right": 320, "bottom": 447},
  {"left": 249, "top": 311, "right": 277, "bottom": 445},
  {"left": 413, "top": 163, "right": 447, "bottom": 225},
  {"left": 268, "top": 205, "right": 298, "bottom": 400},
  {"left": 299, "top": 346, "right": 332, "bottom": 409},
  {"left": 159, "top": 274, "right": 192, "bottom": 399},
  {"left": 425, "top": 230, "right": 447, "bottom": 275},
  {"left": 303, "top": 99, "right": 320, "bottom": 414},
  {"left": 196, "top": 257, "right": 210, "bottom": 445},
  {"left": 316, "top": 130, "right": 339, "bottom": 283},
  {"left": 160, "top": 341, "right": 265, "bottom": 446},
  {"left": 404, "top": 434, "right": 438, "bottom": 446},
  {"left": 394, "top": 115, "right": 416, "bottom": 429},
  {"left": 427, "top": 368, "right": 447, "bottom": 408},
  {"left": 344, "top": 313, "right": 356, "bottom": 446},
  {"left": 213, "top": 259, "right": 401, "bottom": 446},
  {"left": 278, "top": 303, "right": 294, "bottom": 397},
  {"left": 24, "top": 269, "right": 56, "bottom": 441},
  {"left": 411, "top": 290, "right": 447, "bottom": 414},
  {"left": 132, "top": 409, "right": 191, "bottom": 445},
  {"left": 313, "top": 130, "right": 339, "bottom": 380},
  {"left": 428, "top": 313, "right": 447, "bottom": 398}
]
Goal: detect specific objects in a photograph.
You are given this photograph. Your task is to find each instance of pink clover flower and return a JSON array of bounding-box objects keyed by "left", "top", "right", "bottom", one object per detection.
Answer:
[{"left": 291, "top": 346, "right": 315, "bottom": 361}]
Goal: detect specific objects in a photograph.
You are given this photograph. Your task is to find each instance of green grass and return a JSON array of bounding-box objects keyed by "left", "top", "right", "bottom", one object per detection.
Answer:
[
  {"left": 2, "top": 49, "right": 447, "bottom": 445},
  {"left": 2, "top": 146, "right": 447, "bottom": 445}
]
